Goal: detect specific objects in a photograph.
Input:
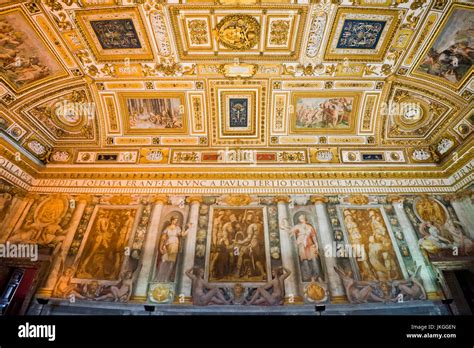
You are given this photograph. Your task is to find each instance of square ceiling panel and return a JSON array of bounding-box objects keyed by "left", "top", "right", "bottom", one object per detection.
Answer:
[
  {"left": 75, "top": 7, "right": 154, "bottom": 62},
  {"left": 324, "top": 7, "right": 401, "bottom": 62},
  {"left": 168, "top": 5, "right": 308, "bottom": 61},
  {"left": 209, "top": 80, "right": 267, "bottom": 146}
]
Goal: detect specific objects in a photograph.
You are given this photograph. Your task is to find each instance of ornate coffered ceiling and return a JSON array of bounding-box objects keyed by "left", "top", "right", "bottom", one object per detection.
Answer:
[{"left": 0, "top": 0, "right": 472, "bottom": 189}]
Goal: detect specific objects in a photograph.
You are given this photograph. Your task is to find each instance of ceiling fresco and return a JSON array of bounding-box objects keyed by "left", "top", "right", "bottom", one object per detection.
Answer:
[{"left": 0, "top": 0, "right": 472, "bottom": 190}]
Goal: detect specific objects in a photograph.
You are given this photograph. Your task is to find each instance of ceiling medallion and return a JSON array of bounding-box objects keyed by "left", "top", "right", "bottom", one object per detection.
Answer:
[
  {"left": 393, "top": 98, "right": 430, "bottom": 131},
  {"left": 51, "top": 91, "right": 90, "bottom": 131},
  {"left": 215, "top": 14, "right": 260, "bottom": 50},
  {"left": 458, "top": 123, "right": 470, "bottom": 135},
  {"left": 401, "top": 103, "right": 423, "bottom": 123}
]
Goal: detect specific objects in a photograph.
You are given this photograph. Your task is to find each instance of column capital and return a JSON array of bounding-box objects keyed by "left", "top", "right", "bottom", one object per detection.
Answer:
[
  {"left": 310, "top": 195, "right": 328, "bottom": 205},
  {"left": 151, "top": 194, "right": 168, "bottom": 205},
  {"left": 10, "top": 188, "right": 26, "bottom": 198},
  {"left": 445, "top": 190, "right": 473, "bottom": 202},
  {"left": 186, "top": 196, "right": 203, "bottom": 204},
  {"left": 25, "top": 193, "right": 40, "bottom": 200},
  {"left": 273, "top": 195, "right": 291, "bottom": 204},
  {"left": 387, "top": 195, "right": 404, "bottom": 204}
]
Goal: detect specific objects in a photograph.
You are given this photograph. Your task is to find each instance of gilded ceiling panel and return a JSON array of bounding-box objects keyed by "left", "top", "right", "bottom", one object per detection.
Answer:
[{"left": 0, "top": 0, "right": 470, "bottom": 179}]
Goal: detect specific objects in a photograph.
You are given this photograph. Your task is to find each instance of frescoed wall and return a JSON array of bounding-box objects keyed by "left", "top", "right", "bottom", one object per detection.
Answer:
[{"left": 0, "top": 189, "right": 473, "bottom": 311}]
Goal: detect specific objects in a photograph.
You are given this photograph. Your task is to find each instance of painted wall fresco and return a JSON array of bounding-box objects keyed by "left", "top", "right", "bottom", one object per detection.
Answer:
[
  {"left": 206, "top": 206, "right": 268, "bottom": 283},
  {"left": 74, "top": 206, "right": 138, "bottom": 280},
  {"left": 0, "top": 191, "right": 473, "bottom": 309},
  {"left": 154, "top": 211, "right": 189, "bottom": 283},
  {"left": 4, "top": 195, "right": 71, "bottom": 248},
  {"left": 340, "top": 207, "right": 402, "bottom": 281},
  {"left": 405, "top": 196, "right": 473, "bottom": 259}
]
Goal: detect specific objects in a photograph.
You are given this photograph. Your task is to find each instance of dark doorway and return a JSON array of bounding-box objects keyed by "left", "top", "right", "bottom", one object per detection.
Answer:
[
  {"left": 454, "top": 269, "right": 474, "bottom": 314},
  {"left": 1, "top": 267, "right": 38, "bottom": 315}
]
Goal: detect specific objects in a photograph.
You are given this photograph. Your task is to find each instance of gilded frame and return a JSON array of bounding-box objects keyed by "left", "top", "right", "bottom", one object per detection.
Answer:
[
  {"left": 220, "top": 91, "right": 256, "bottom": 137},
  {"left": 168, "top": 5, "right": 308, "bottom": 61},
  {"left": 324, "top": 8, "right": 401, "bottom": 62},
  {"left": 118, "top": 92, "right": 188, "bottom": 135},
  {"left": 290, "top": 92, "right": 361, "bottom": 134},
  {"left": 75, "top": 7, "right": 154, "bottom": 62}
]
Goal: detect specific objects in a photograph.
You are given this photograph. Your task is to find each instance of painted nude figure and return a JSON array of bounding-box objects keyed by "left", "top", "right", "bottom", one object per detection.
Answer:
[
  {"left": 246, "top": 267, "right": 291, "bottom": 306},
  {"left": 96, "top": 265, "right": 141, "bottom": 302},
  {"left": 334, "top": 266, "right": 385, "bottom": 303},
  {"left": 392, "top": 266, "right": 426, "bottom": 301},
  {"left": 53, "top": 265, "right": 85, "bottom": 300},
  {"left": 185, "top": 267, "right": 231, "bottom": 306}
]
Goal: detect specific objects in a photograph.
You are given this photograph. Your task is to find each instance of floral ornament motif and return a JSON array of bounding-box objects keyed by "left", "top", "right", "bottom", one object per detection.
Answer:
[
  {"left": 26, "top": 140, "right": 47, "bottom": 156},
  {"left": 306, "top": 12, "right": 326, "bottom": 58},
  {"left": 269, "top": 20, "right": 290, "bottom": 46},
  {"left": 189, "top": 19, "right": 209, "bottom": 45}
]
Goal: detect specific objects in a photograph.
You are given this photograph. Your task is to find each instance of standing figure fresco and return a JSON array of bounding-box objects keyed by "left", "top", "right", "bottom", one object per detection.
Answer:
[
  {"left": 155, "top": 214, "right": 191, "bottom": 282},
  {"left": 282, "top": 212, "right": 323, "bottom": 282}
]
